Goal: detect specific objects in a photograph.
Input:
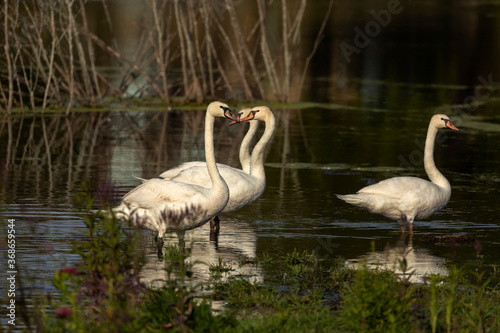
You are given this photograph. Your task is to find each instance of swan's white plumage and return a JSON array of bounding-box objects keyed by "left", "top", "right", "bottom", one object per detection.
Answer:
[
  {"left": 338, "top": 177, "right": 448, "bottom": 221},
  {"left": 113, "top": 101, "right": 233, "bottom": 241},
  {"left": 158, "top": 106, "right": 275, "bottom": 214},
  {"left": 337, "top": 114, "right": 459, "bottom": 233}
]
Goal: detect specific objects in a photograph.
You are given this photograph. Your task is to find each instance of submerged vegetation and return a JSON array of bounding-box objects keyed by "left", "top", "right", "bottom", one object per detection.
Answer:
[
  {"left": 6, "top": 191, "right": 499, "bottom": 332},
  {"left": 0, "top": 0, "right": 333, "bottom": 115}
]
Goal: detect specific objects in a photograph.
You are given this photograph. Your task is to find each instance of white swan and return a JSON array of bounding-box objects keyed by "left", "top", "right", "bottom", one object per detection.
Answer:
[
  {"left": 159, "top": 106, "right": 275, "bottom": 234},
  {"left": 113, "top": 101, "right": 238, "bottom": 258},
  {"left": 336, "top": 114, "right": 459, "bottom": 234}
]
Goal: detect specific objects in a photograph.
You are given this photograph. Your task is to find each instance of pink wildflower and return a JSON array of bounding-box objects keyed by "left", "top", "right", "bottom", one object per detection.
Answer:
[
  {"left": 58, "top": 267, "right": 78, "bottom": 276},
  {"left": 55, "top": 307, "right": 72, "bottom": 319}
]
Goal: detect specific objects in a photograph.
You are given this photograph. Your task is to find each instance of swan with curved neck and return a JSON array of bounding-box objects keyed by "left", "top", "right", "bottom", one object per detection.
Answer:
[
  {"left": 238, "top": 108, "right": 259, "bottom": 174},
  {"left": 159, "top": 106, "right": 275, "bottom": 233},
  {"left": 113, "top": 101, "right": 238, "bottom": 258},
  {"left": 336, "top": 114, "right": 459, "bottom": 234},
  {"left": 160, "top": 108, "right": 257, "bottom": 178}
]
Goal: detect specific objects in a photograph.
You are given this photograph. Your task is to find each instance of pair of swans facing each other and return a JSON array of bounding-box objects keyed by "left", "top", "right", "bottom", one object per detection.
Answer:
[
  {"left": 113, "top": 102, "right": 274, "bottom": 258},
  {"left": 337, "top": 114, "right": 460, "bottom": 235},
  {"left": 159, "top": 106, "right": 275, "bottom": 234}
]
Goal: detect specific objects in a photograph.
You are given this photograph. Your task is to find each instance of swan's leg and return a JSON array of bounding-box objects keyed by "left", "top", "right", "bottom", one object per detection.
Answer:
[
  {"left": 408, "top": 217, "right": 414, "bottom": 235},
  {"left": 210, "top": 216, "right": 220, "bottom": 234},
  {"left": 399, "top": 214, "right": 408, "bottom": 233}
]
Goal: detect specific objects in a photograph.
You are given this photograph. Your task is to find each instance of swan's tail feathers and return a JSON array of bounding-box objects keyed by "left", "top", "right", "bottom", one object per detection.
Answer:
[
  {"left": 335, "top": 194, "right": 365, "bottom": 206},
  {"left": 133, "top": 176, "right": 147, "bottom": 183}
]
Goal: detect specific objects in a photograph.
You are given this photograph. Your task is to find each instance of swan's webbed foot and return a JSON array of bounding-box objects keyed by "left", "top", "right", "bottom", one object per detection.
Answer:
[
  {"left": 210, "top": 216, "right": 220, "bottom": 234},
  {"left": 157, "top": 237, "right": 164, "bottom": 261}
]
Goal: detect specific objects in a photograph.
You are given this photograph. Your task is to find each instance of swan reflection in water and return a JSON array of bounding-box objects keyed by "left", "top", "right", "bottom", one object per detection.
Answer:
[
  {"left": 346, "top": 238, "right": 448, "bottom": 284},
  {"left": 139, "top": 216, "right": 263, "bottom": 289}
]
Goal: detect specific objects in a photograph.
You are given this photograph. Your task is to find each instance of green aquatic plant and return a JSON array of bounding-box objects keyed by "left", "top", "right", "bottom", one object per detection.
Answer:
[
  {"left": 339, "top": 265, "right": 416, "bottom": 332},
  {"left": 208, "top": 257, "right": 234, "bottom": 280},
  {"left": 444, "top": 266, "right": 460, "bottom": 332},
  {"left": 238, "top": 256, "right": 259, "bottom": 267},
  {"left": 260, "top": 253, "right": 276, "bottom": 265},
  {"left": 429, "top": 274, "right": 440, "bottom": 333},
  {"left": 34, "top": 197, "right": 147, "bottom": 331},
  {"left": 139, "top": 282, "right": 236, "bottom": 332}
]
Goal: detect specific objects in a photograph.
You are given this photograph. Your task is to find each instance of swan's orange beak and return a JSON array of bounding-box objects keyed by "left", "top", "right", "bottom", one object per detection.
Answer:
[
  {"left": 228, "top": 111, "right": 248, "bottom": 126},
  {"left": 445, "top": 120, "right": 459, "bottom": 131},
  {"left": 221, "top": 106, "right": 239, "bottom": 122},
  {"left": 229, "top": 113, "right": 241, "bottom": 126},
  {"left": 239, "top": 110, "right": 259, "bottom": 122}
]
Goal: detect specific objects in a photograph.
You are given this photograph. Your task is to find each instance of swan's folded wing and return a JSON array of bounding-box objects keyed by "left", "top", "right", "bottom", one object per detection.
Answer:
[
  {"left": 122, "top": 178, "right": 207, "bottom": 209},
  {"left": 357, "top": 176, "right": 433, "bottom": 199},
  {"left": 167, "top": 164, "right": 249, "bottom": 188},
  {"left": 169, "top": 166, "right": 214, "bottom": 187},
  {"left": 159, "top": 161, "right": 207, "bottom": 179}
]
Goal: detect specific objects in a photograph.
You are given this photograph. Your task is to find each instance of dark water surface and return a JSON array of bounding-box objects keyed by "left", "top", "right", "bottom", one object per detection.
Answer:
[
  {"left": 2, "top": 0, "right": 500, "bottom": 320},
  {"left": 1, "top": 101, "right": 500, "bottom": 296}
]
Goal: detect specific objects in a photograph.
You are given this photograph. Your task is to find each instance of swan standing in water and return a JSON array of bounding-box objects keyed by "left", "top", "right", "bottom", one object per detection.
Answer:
[
  {"left": 159, "top": 106, "right": 275, "bottom": 234},
  {"left": 113, "top": 101, "right": 239, "bottom": 258},
  {"left": 336, "top": 114, "right": 459, "bottom": 234}
]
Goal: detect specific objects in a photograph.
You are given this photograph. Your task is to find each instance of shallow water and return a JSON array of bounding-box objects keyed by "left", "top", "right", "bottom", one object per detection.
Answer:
[{"left": 1, "top": 101, "right": 500, "bottom": 299}]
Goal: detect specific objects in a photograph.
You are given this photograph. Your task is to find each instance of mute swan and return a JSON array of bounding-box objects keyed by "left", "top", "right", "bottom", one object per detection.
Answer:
[
  {"left": 336, "top": 114, "right": 459, "bottom": 234},
  {"left": 159, "top": 106, "right": 275, "bottom": 234},
  {"left": 113, "top": 101, "right": 238, "bottom": 258}
]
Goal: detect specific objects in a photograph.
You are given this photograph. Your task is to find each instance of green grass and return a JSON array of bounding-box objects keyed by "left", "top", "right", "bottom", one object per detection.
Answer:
[
  {"left": 209, "top": 257, "right": 234, "bottom": 274},
  {"left": 209, "top": 257, "right": 235, "bottom": 279}
]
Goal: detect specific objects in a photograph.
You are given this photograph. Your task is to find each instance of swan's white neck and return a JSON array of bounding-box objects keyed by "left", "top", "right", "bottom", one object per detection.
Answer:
[
  {"left": 240, "top": 121, "right": 258, "bottom": 174},
  {"left": 205, "top": 113, "right": 226, "bottom": 190},
  {"left": 424, "top": 123, "right": 451, "bottom": 192},
  {"left": 250, "top": 113, "right": 275, "bottom": 179}
]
